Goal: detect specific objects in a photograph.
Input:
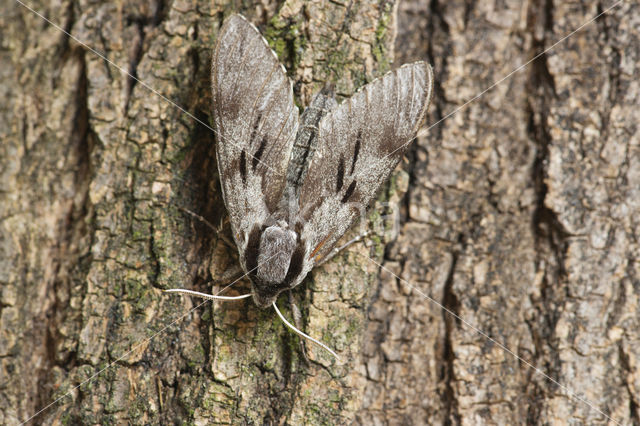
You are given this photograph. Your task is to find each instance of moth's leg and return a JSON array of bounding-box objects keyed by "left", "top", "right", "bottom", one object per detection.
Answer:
[
  {"left": 215, "top": 264, "right": 244, "bottom": 285},
  {"left": 316, "top": 230, "right": 371, "bottom": 266},
  {"left": 177, "top": 205, "right": 236, "bottom": 249},
  {"left": 178, "top": 206, "right": 244, "bottom": 289},
  {"left": 288, "top": 290, "right": 309, "bottom": 362}
]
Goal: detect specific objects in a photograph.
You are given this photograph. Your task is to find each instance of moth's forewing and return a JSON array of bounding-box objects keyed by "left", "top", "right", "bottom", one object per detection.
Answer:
[
  {"left": 211, "top": 14, "right": 298, "bottom": 252},
  {"left": 297, "top": 63, "right": 434, "bottom": 263}
]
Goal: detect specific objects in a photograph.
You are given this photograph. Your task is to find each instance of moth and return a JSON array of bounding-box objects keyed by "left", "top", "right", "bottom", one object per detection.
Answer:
[{"left": 168, "top": 14, "right": 433, "bottom": 356}]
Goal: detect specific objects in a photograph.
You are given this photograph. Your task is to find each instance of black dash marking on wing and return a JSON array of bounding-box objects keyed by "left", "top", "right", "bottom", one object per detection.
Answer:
[
  {"left": 341, "top": 180, "right": 356, "bottom": 203},
  {"left": 249, "top": 112, "right": 262, "bottom": 143},
  {"left": 350, "top": 131, "right": 361, "bottom": 175},
  {"left": 336, "top": 155, "right": 345, "bottom": 192},
  {"left": 239, "top": 150, "right": 247, "bottom": 182},
  {"left": 252, "top": 137, "right": 267, "bottom": 170}
]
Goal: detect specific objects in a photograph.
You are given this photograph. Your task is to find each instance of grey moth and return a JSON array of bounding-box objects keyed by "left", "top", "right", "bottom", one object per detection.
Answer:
[{"left": 168, "top": 14, "right": 433, "bottom": 355}]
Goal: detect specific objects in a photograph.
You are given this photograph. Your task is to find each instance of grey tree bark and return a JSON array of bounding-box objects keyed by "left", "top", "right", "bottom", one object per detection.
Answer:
[{"left": 1, "top": 0, "right": 637, "bottom": 425}]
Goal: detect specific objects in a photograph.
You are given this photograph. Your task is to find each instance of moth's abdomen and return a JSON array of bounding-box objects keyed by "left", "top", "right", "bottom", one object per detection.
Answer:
[{"left": 285, "top": 90, "right": 338, "bottom": 195}]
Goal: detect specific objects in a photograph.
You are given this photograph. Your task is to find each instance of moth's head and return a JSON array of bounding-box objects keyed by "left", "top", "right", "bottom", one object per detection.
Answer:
[{"left": 252, "top": 223, "right": 300, "bottom": 307}]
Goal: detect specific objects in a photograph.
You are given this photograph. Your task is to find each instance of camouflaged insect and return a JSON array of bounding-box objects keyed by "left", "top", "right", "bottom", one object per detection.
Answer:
[{"left": 212, "top": 14, "right": 434, "bottom": 307}]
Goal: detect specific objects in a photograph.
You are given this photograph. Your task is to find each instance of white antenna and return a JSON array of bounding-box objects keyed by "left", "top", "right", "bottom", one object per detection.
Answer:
[
  {"left": 164, "top": 289, "right": 252, "bottom": 301},
  {"left": 272, "top": 301, "right": 340, "bottom": 361},
  {"left": 166, "top": 289, "right": 339, "bottom": 360}
]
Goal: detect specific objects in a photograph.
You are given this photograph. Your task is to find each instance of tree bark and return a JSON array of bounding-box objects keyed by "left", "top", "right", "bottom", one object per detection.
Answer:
[{"left": 1, "top": 0, "right": 637, "bottom": 425}]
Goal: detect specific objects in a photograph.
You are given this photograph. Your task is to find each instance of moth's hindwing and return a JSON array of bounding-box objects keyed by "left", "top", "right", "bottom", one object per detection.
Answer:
[
  {"left": 297, "top": 63, "right": 434, "bottom": 264},
  {"left": 211, "top": 14, "right": 299, "bottom": 249}
]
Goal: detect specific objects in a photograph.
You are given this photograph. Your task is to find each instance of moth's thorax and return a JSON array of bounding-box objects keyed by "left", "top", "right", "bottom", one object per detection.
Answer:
[{"left": 256, "top": 223, "right": 297, "bottom": 286}]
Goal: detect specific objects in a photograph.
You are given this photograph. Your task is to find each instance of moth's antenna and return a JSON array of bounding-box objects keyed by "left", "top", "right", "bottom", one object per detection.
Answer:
[
  {"left": 164, "top": 288, "right": 252, "bottom": 301},
  {"left": 272, "top": 301, "right": 340, "bottom": 361}
]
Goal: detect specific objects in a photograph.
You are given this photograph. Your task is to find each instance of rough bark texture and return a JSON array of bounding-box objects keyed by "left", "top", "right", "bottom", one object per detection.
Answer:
[{"left": 0, "top": 0, "right": 637, "bottom": 425}]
